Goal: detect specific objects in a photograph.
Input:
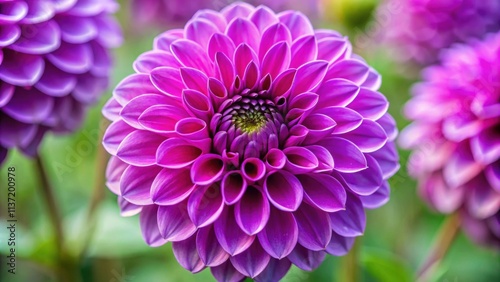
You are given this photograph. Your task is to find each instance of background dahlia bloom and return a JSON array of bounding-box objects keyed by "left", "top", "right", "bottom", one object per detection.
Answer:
[
  {"left": 400, "top": 33, "right": 500, "bottom": 249},
  {"left": 131, "top": 0, "right": 320, "bottom": 28},
  {"left": 103, "top": 2, "right": 399, "bottom": 280},
  {"left": 377, "top": 0, "right": 500, "bottom": 65},
  {"left": 0, "top": 0, "right": 122, "bottom": 163}
]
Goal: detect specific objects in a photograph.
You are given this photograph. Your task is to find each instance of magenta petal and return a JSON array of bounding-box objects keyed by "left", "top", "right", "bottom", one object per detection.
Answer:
[
  {"left": 157, "top": 138, "right": 205, "bottom": 169},
  {"left": 211, "top": 261, "right": 246, "bottom": 282},
  {"left": 172, "top": 235, "right": 205, "bottom": 273},
  {"left": 0, "top": 51, "right": 44, "bottom": 86},
  {"left": 153, "top": 29, "right": 183, "bottom": 51},
  {"left": 10, "top": 20, "right": 60, "bottom": 54},
  {"left": 341, "top": 155, "right": 383, "bottom": 196},
  {"left": 222, "top": 171, "right": 248, "bottom": 205},
  {"left": 486, "top": 162, "right": 500, "bottom": 192},
  {"left": 102, "top": 98, "right": 122, "bottom": 122},
  {"left": 116, "top": 131, "right": 164, "bottom": 167},
  {"left": 259, "top": 23, "right": 292, "bottom": 60},
  {"left": 302, "top": 113, "right": 337, "bottom": 144},
  {"left": 291, "top": 60, "right": 328, "bottom": 96},
  {"left": 171, "top": 39, "right": 213, "bottom": 75},
  {"left": 329, "top": 193, "right": 366, "bottom": 237},
  {"left": 150, "top": 165, "right": 193, "bottom": 204},
  {"left": 113, "top": 73, "right": 161, "bottom": 105},
  {"left": 376, "top": 114, "right": 398, "bottom": 142},
  {"left": 0, "top": 82, "right": 14, "bottom": 107},
  {"left": 443, "top": 142, "right": 483, "bottom": 188},
  {"left": 317, "top": 79, "right": 360, "bottom": 108},
  {"left": 180, "top": 67, "right": 209, "bottom": 95},
  {"left": 249, "top": 5, "right": 279, "bottom": 32},
  {"left": 278, "top": 11, "right": 314, "bottom": 40},
  {"left": 317, "top": 137, "right": 367, "bottom": 173},
  {"left": 234, "top": 43, "right": 259, "bottom": 78},
  {"left": 298, "top": 174, "right": 346, "bottom": 212},
  {"left": 291, "top": 35, "right": 317, "bottom": 68},
  {"left": 191, "top": 154, "right": 225, "bottom": 186},
  {"left": 149, "top": 67, "right": 184, "bottom": 98},
  {"left": 306, "top": 145, "right": 334, "bottom": 173},
  {"left": 175, "top": 117, "right": 209, "bottom": 140},
  {"left": 208, "top": 33, "right": 235, "bottom": 61},
  {"left": 287, "top": 244, "right": 326, "bottom": 271},
  {"left": 294, "top": 203, "right": 332, "bottom": 250},
  {"left": 368, "top": 141, "right": 400, "bottom": 179},
  {"left": 56, "top": 15, "right": 97, "bottom": 44},
  {"left": 139, "top": 105, "right": 189, "bottom": 134},
  {"left": 326, "top": 232, "right": 355, "bottom": 256},
  {"left": 182, "top": 89, "right": 213, "bottom": 121},
  {"left": 215, "top": 52, "right": 236, "bottom": 91},
  {"left": 264, "top": 148, "right": 286, "bottom": 171},
  {"left": 360, "top": 182, "right": 390, "bottom": 209},
  {"left": 470, "top": 126, "right": 500, "bottom": 165},
  {"left": 317, "top": 37, "right": 348, "bottom": 63},
  {"left": 270, "top": 68, "right": 295, "bottom": 99},
  {"left": 258, "top": 207, "right": 298, "bottom": 259},
  {"left": 133, "top": 50, "right": 180, "bottom": 74},
  {"left": 106, "top": 156, "right": 128, "bottom": 195},
  {"left": 347, "top": 88, "right": 388, "bottom": 120},
  {"left": 264, "top": 170, "right": 303, "bottom": 212},
  {"left": 230, "top": 241, "right": 271, "bottom": 278},
  {"left": 318, "top": 106, "right": 363, "bottom": 134},
  {"left": 214, "top": 206, "right": 255, "bottom": 255},
  {"left": 241, "top": 157, "right": 266, "bottom": 182},
  {"left": 120, "top": 166, "right": 161, "bottom": 205},
  {"left": 102, "top": 120, "right": 134, "bottom": 155},
  {"left": 467, "top": 178, "right": 500, "bottom": 219},
  {"left": 227, "top": 18, "right": 260, "bottom": 54},
  {"left": 2, "top": 88, "right": 53, "bottom": 123},
  {"left": 188, "top": 184, "right": 224, "bottom": 227},
  {"left": 185, "top": 18, "right": 219, "bottom": 49},
  {"left": 120, "top": 93, "right": 176, "bottom": 128},
  {"left": 157, "top": 201, "right": 197, "bottom": 241},
  {"left": 196, "top": 225, "right": 230, "bottom": 267},
  {"left": 118, "top": 196, "right": 142, "bottom": 217},
  {"left": 235, "top": 187, "right": 270, "bottom": 235},
  {"left": 46, "top": 42, "right": 92, "bottom": 74},
  {"left": 341, "top": 119, "right": 387, "bottom": 153},
  {"left": 420, "top": 173, "right": 465, "bottom": 214},
  {"left": 283, "top": 146, "right": 319, "bottom": 174},
  {"left": 326, "top": 59, "right": 370, "bottom": 85},
  {"left": 140, "top": 205, "right": 167, "bottom": 247}
]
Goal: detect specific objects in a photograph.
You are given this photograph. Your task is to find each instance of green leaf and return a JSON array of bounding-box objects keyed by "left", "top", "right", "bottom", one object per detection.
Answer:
[{"left": 361, "top": 248, "right": 414, "bottom": 282}]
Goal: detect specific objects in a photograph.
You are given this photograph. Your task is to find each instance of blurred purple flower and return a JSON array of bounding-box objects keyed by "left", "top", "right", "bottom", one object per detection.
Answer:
[
  {"left": 130, "top": 0, "right": 320, "bottom": 28},
  {"left": 378, "top": 0, "right": 500, "bottom": 65},
  {"left": 400, "top": 32, "right": 500, "bottom": 249},
  {"left": 0, "top": 0, "right": 122, "bottom": 163},
  {"left": 103, "top": 2, "right": 399, "bottom": 280}
]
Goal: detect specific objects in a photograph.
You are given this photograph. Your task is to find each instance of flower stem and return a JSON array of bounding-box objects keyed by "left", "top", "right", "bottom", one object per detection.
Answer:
[
  {"left": 417, "top": 213, "right": 461, "bottom": 281},
  {"left": 79, "top": 119, "right": 110, "bottom": 259},
  {"left": 340, "top": 237, "right": 361, "bottom": 282},
  {"left": 34, "top": 153, "right": 72, "bottom": 281}
]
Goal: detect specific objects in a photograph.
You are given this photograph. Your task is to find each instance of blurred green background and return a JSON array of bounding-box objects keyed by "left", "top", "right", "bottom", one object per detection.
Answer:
[{"left": 1, "top": 0, "right": 499, "bottom": 281}]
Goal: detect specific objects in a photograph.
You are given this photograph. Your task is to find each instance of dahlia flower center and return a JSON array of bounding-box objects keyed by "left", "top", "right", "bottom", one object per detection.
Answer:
[{"left": 216, "top": 92, "right": 283, "bottom": 158}]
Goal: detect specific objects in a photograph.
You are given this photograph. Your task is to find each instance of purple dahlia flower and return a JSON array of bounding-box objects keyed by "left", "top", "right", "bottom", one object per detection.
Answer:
[
  {"left": 0, "top": 0, "right": 122, "bottom": 163},
  {"left": 103, "top": 2, "right": 399, "bottom": 280},
  {"left": 131, "top": 0, "right": 319, "bottom": 28},
  {"left": 378, "top": 0, "right": 500, "bottom": 65},
  {"left": 400, "top": 32, "right": 500, "bottom": 249}
]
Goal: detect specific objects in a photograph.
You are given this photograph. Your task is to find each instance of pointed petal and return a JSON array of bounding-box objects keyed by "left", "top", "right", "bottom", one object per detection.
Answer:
[
  {"left": 188, "top": 184, "right": 224, "bottom": 227},
  {"left": 258, "top": 207, "right": 298, "bottom": 259},
  {"left": 298, "top": 174, "right": 346, "bottom": 212},
  {"left": 235, "top": 187, "right": 270, "bottom": 235},
  {"left": 158, "top": 201, "right": 197, "bottom": 241},
  {"left": 230, "top": 241, "right": 271, "bottom": 278},
  {"left": 151, "top": 168, "right": 195, "bottom": 205},
  {"left": 140, "top": 205, "right": 167, "bottom": 247},
  {"left": 329, "top": 193, "right": 366, "bottom": 237},
  {"left": 264, "top": 170, "right": 303, "bottom": 212},
  {"left": 172, "top": 235, "right": 205, "bottom": 273},
  {"left": 214, "top": 206, "right": 255, "bottom": 255},
  {"left": 196, "top": 225, "right": 230, "bottom": 267}
]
